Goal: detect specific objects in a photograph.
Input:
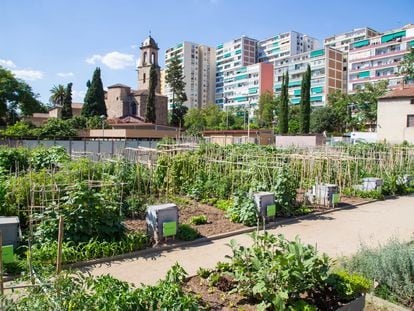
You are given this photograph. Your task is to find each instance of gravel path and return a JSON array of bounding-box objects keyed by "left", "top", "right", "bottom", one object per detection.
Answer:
[{"left": 84, "top": 195, "right": 414, "bottom": 286}]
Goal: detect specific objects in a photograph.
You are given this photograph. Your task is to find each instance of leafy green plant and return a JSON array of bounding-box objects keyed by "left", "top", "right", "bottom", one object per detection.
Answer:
[
  {"left": 176, "top": 224, "right": 200, "bottom": 241},
  {"left": 214, "top": 199, "right": 233, "bottom": 211},
  {"left": 35, "top": 181, "right": 125, "bottom": 243},
  {"left": 342, "top": 187, "right": 384, "bottom": 200},
  {"left": 190, "top": 215, "right": 208, "bottom": 225},
  {"left": 226, "top": 232, "right": 331, "bottom": 309},
  {"left": 30, "top": 146, "right": 70, "bottom": 170},
  {"left": 197, "top": 267, "right": 212, "bottom": 279},
  {"left": 226, "top": 192, "right": 257, "bottom": 226},
  {"left": 328, "top": 270, "right": 371, "bottom": 300},
  {"left": 31, "top": 232, "right": 148, "bottom": 265}
]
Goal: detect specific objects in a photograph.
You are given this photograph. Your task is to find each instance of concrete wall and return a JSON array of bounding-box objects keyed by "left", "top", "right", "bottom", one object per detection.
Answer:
[
  {"left": 275, "top": 135, "right": 326, "bottom": 148},
  {"left": 83, "top": 128, "right": 178, "bottom": 139},
  {"left": 377, "top": 98, "right": 414, "bottom": 144}
]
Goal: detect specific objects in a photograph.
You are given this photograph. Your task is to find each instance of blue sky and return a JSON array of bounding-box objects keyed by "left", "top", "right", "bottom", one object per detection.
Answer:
[{"left": 1, "top": 0, "right": 413, "bottom": 104}]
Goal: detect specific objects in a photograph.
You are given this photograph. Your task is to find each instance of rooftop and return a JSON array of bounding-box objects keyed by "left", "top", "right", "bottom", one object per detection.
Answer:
[{"left": 379, "top": 85, "right": 414, "bottom": 99}]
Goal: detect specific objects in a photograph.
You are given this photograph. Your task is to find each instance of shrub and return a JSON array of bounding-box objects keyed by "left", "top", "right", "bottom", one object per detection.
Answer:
[
  {"left": 0, "top": 146, "right": 30, "bottom": 172},
  {"left": 30, "top": 146, "right": 70, "bottom": 170},
  {"left": 214, "top": 199, "right": 233, "bottom": 211},
  {"left": 226, "top": 192, "right": 257, "bottom": 226},
  {"left": 34, "top": 182, "right": 125, "bottom": 243},
  {"left": 176, "top": 224, "right": 200, "bottom": 241},
  {"left": 327, "top": 270, "right": 371, "bottom": 300},
  {"left": 123, "top": 195, "right": 147, "bottom": 219},
  {"left": 190, "top": 215, "right": 207, "bottom": 225},
  {"left": 343, "top": 239, "right": 414, "bottom": 308}
]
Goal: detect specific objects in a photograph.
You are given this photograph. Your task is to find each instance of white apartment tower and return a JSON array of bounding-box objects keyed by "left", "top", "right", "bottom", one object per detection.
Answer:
[
  {"left": 258, "top": 31, "right": 319, "bottom": 64},
  {"left": 215, "top": 36, "right": 258, "bottom": 106},
  {"left": 165, "top": 41, "right": 215, "bottom": 109}
]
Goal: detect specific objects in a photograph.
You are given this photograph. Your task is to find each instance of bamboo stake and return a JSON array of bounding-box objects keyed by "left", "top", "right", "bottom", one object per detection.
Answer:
[{"left": 56, "top": 216, "right": 64, "bottom": 274}]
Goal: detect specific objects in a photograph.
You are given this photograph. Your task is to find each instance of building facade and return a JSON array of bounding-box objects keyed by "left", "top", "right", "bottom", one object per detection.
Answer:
[
  {"left": 347, "top": 24, "right": 414, "bottom": 92},
  {"left": 164, "top": 41, "right": 215, "bottom": 109},
  {"left": 377, "top": 86, "right": 414, "bottom": 144},
  {"left": 105, "top": 36, "right": 168, "bottom": 125},
  {"left": 215, "top": 36, "right": 258, "bottom": 106},
  {"left": 324, "top": 27, "right": 380, "bottom": 52},
  {"left": 258, "top": 31, "right": 319, "bottom": 64},
  {"left": 220, "top": 62, "right": 274, "bottom": 110},
  {"left": 273, "top": 47, "right": 345, "bottom": 106}
]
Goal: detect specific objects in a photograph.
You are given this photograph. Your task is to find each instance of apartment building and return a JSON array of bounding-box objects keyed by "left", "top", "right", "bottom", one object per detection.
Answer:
[
  {"left": 165, "top": 41, "right": 215, "bottom": 109},
  {"left": 215, "top": 36, "right": 258, "bottom": 107},
  {"left": 258, "top": 31, "right": 319, "bottom": 63},
  {"left": 221, "top": 62, "right": 274, "bottom": 110},
  {"left": 324, "top": 27, "right": 380, "bottom": 52},
  {"left": 348, "top": 24, "right": 414, "bottom": 92},
  {"left": 273, "top": 47, "right": 345, "bottom": 107},
  {"left": 159, "top": 69, "right": 165, "bottom": 95}
]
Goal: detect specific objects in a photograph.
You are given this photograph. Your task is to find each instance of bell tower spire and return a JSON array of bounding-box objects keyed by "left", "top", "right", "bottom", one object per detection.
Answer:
[{"left": 137, "top": 35, "right": 160, "bottom": 92}]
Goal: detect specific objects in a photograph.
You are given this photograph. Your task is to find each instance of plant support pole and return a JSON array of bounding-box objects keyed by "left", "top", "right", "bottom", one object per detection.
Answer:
[{"left": 56, "top": 216, "right": 64, "bottom": 274}]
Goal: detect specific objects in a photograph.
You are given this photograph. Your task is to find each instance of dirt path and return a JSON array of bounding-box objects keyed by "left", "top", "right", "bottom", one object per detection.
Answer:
[{"left": 84, "top": 195, "right": 414, "bottom": 286}]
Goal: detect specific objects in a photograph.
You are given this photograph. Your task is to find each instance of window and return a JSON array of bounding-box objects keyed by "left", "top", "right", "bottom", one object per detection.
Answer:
[
  {"left": 411, "top": 99, "right": 414, "bottom": 105},
  {"left": 143, "top": 73, "right": 146, "bottom": 84},
  {"left": 407, "top": 115, "right": 414, "bottom": 127}
]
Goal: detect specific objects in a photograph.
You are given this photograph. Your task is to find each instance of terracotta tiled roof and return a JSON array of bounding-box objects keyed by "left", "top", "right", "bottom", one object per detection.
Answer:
[{"left": 379, "top": 86, "right": 414, "bottom": 99}]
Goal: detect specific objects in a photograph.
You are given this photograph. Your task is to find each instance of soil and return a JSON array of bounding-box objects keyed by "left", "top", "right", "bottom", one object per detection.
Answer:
[
  {"left": 122, "top": 194, "right": 373, "bottom": 240},
  {"left": 184, "top": 275, "right": 256, "bottom": 310},
  {"left": 123, "top": 197, "right": 246, "bottom": 238}
]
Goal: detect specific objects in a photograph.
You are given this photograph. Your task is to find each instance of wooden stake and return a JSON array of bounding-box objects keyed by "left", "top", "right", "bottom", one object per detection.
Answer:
[{"left": 56, "top": 216, "right": 64, "bottom": 274}]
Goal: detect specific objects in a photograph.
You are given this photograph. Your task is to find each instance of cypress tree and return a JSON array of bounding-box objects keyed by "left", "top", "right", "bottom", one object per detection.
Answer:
[
  {"left": 278, "top": 71, "right": 289, "bottom": 134},
  {"left": 81, "top": 67, "right": 107, "bottom": 117},
  {"left": 145, "top": 64, "right": 157, "bottom": 123},
  {"left": 300, "top": 64, "right": 311, "bottom": 133},
  {"left": 61, "top": 82, "right": 73, "bottom": 120},
  {"left": 165, "top": 55, "right": 188, "bottom": 127}
]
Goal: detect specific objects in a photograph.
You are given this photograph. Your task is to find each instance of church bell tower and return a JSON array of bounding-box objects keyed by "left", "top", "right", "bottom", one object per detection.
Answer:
[{"left": 137, "top": 35, "right": 161, "bottom": 93}]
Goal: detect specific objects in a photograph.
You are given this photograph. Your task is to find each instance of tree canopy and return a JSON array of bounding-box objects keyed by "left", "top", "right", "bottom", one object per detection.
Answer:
[
  {"left": 278, "top": 71, "right": 289, "bottom": 134},
  {"left": 257, "top": 91, "right": 276, "bottom": 128},
  {"left": 145, "top": 64, "right": 157, "bottom": 123},
  {"left": 0, "top": 66, "right": 46, "bottom": 125},
  {"left": 397, "top": 48, "right": 414, "bottom": 84},
  {"left": 300, "top": 65, "right": 311, "bottom": 134},
  {"left": 81, "top": 68, "right": 107, "bottom": 117},
  {"left": 61, "top": 83, "right": 73, "bottom": 120},
  {"left": 165, "top": 55, "right": 188, "bottom": 127}
]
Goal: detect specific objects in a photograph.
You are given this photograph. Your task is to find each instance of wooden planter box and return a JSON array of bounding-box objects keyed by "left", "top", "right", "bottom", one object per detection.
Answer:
[{"left": 337, "top": 295, "right": 365, "bottom": 311}]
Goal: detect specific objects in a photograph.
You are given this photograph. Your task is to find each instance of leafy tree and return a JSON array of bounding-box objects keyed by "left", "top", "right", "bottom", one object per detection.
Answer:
[
  {"left": 61, "top": 82, "right": 73, "bottom": 120},
  {"left": 300, "top": 65, "right": 311, "bottom": 133},
  {"left": 310, "top": 106, "right": 338, "bottom": 133},
  {"left": 49, "top": 84, "right": 66, "bottom": 107},
  {"left": 352, "top": 81, "right": 388, "bottom": 129},
  {"left": 204, "top": 104, "right": 225, "bottom": 129},
  {"left": 397, "top": 48, "right": 414, "bottom": 85},
  {"left": 36, "top": 118, "right": 77, "bottom": 137},
  {"left": 0, "top": 66, "right": 46, "bottom": 125},
  {"left": 165, "top": 55, "right": 187, "bottom": 127},
  {"left": 1, "top": 121, "right": 35, "bottom": 137},
  {"left": 288, "top": 105, "right": 301, "bottom": 134},
  {"left": 328, "top": 91, "right": 353, "bottom": 132},
  {"left": 145, "top": 64, "right": 157, "bottom": 123},
  {"left": 184, "top": 108, "right": 206, "bottom": 135},
  {"left": 257, "top": 91, "right": 276, "bottom": 128},
  {"left": 82, "top": 67, "right": 107, "bottom": 117},
  {"left": 278, "top": 71, "right": 289, "bottom": 134}
]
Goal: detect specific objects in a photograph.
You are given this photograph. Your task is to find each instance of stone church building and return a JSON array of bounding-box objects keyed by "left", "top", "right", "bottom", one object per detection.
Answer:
[{"left": 105, "top": 36, "right": 168, "bottom": 126}]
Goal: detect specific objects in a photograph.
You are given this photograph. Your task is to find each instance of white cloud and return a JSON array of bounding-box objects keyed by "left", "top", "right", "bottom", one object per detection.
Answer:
[
  {"left": 12, "top": 69, "right": 44, "bottom": 81},
  {"left": 72, "top": 90, "right": 86, "bottom": 102},
  {"left": 86, "top": 51, "right": 135, "bottom": 70},
  {"left": 130, "top": 44, "right": 138, "bottom": 50},
  {"left": 0, "top": 59, "right": 16, "bottom": 68},
  {"left": 57, "top": 72, "right": 74, "bottom": 77}
]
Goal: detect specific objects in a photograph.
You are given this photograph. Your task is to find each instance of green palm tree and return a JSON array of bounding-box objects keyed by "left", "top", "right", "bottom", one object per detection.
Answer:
[{"left": 49, "top": 84, "right": 66, "bottom": 107}]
